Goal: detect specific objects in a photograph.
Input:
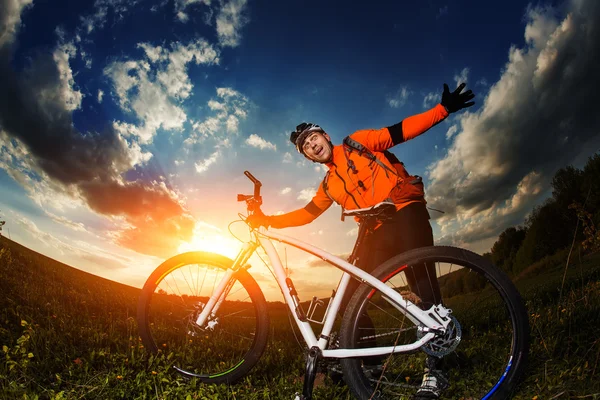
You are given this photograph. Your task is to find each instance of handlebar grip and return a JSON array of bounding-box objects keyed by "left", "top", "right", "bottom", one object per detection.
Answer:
[{"left": 244, "top": 171, "right": 262, "bottom": 186}]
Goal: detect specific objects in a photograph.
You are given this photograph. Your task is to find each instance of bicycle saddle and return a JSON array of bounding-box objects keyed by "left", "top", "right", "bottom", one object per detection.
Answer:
[{"left": 342, "top": 200, "right": 397, "bottom": 220}]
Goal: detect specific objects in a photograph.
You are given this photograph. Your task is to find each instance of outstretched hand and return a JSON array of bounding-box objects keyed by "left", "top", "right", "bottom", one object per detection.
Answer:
[{"left": 441, "top": 82, "right": 475, "bottom": 113}]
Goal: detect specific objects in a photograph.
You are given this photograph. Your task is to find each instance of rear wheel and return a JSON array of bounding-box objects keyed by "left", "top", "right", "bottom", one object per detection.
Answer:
[
  {"left": 137, "top": 252, "right": 269, "bottom": 384},
  {"left": 339, "top": 246, "right": 529, "bottom": 399}
]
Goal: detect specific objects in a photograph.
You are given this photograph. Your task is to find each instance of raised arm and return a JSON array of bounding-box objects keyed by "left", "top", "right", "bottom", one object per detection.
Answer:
[
  {"left": 351, "top": 103, "right": 449, "bottom": 152},
  {"left": 350, "top": 83, "right": 474, "bottom": 152}
]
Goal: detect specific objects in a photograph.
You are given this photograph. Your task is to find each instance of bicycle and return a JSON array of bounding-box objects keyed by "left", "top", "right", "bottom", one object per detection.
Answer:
[{"left": 137, "top": 171, "right": 529, "bottom": 399}]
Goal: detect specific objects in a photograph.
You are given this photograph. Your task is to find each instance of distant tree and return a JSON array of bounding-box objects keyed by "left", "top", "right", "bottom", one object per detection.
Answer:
[
  {"left": 482, "top": 251, "right": 493, "bottom": 263},
  {"left": 567, "top": 153, "right": 600, "bottom": 253},
  {"left": 513, "top": 199, "right": 576, "bottom": 274},
  {"left": 551, "top": 165, "right": 584, "bottom": 210},
  {"left": 0, "top": 210, "right": 5, "bottom": 237},
  {"left": 581, "top": 153, "right": 600, "bottom": 221},
  {"left": 490, "top": 226, "right": 527, "bottom": 274}
]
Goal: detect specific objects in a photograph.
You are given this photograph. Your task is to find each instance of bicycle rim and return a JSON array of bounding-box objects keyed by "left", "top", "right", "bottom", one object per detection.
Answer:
[
  {"left": 137, "top": 252, "right": 268, "bottom": 383},
  {"left": 340, "top": 246, "right": 529, "bottom": 400}
]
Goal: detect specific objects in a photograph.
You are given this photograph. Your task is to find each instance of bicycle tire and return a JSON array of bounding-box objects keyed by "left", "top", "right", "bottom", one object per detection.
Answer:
[
  {"left": 137, "top": 251, "right": 269, "bottom": 384},
  {"left": 339, "top": 245, "right": 529, "bottom": 399}
]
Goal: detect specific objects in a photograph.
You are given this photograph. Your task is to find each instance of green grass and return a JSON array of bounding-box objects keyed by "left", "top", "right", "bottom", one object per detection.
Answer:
[{"left": 1, "top": 236, "right": 600, "bottom": 399}]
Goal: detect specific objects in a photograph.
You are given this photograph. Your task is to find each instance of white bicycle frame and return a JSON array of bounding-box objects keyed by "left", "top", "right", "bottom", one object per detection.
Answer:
[{"left": 196, "top": 226, "right": 452, "bottom": 359}]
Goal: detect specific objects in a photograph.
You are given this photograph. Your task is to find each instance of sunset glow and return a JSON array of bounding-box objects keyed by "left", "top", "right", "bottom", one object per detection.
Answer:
[
  {"left": 177, "top": 223, "right": 242, "bottom": 260},
  {"left": 0, "top": 0, "right": 599, "bottom": 301}
]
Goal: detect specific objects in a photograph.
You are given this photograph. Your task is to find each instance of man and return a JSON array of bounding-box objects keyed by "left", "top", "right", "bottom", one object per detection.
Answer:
[{"left": 248, "top": 82, "right": 475, "bottom": 398}]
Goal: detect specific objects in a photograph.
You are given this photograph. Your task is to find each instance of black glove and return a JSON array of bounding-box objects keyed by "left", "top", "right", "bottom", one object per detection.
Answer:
[
  {"left": 441, "top": 82, "right": 475, "bottom": 113},
  {"left": 246, "top": 211, "right": 272, "bottom": 229}
]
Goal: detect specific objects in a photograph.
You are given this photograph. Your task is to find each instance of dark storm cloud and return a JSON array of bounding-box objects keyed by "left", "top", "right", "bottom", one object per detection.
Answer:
[
  {"left": 0, "top": 0, "right": 194, "bottom": 257},
  {"left": 426, "top": 0, "right": 600, "bottom": 245}
]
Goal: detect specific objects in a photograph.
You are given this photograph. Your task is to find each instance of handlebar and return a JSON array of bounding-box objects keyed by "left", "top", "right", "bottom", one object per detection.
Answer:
[
  {"left": 244, "top": 171, "right": 262, "bottom": 199},
  {"left": 237, "top": 171, "right": 262, "bottom": 212}
]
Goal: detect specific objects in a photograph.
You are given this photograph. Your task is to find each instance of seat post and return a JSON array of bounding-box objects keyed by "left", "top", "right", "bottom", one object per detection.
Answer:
[{"left": 346, "top": 218, "right": 375, "bottom": 266}]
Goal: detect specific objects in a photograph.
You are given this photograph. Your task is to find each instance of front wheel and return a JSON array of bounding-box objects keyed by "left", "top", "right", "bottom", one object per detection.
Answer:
[
  {"left": 339, "top": 246, "right": 529, "bottom": 399},
  {"left": 137, "top": 252, "right": 269, "bottom": 384}
]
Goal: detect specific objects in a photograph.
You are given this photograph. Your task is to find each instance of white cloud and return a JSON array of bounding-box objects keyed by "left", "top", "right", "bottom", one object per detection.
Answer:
[
  {"left": 154, "top": 40, "right": 219, "bottom": 99},
  {"left": 137, "top": 42, "right": 167, "bottom": 63},
  {"left": 98, "top": 89, "right": 104, "bottom": 103},
  {"left": 78, "top": 0, "right": 139, "bottom": 35},
  {"left": 115, "top": 130, "right": 153, "bottom": 168},
  {"left": 280, "top": 187, "right": 291, "bottom": 195},
  {"left": 283, "top": 152, "right": 293, "bottom": 163},
  {"left": 208, "top": 99, "right": 226, "bottom": 111},
  {"left": 52, "top": 41, "right": 83, "bottom": 112},
  {"left": 187, "top": 87, "right": 249, "bottom": 144},
  {"left": 80, "top": 6, "right": 107, "bottom": 34},
  {"left": 175, "top": 0, "right": 212, "bottom": 22},
  {"left": 445, "top": 125, "right": 458, "bottom": 140},
  {"left": 190, "top": 116, "right": 221, "bottom": 140},
  {"left": 0, "top": 0, "right": 34, "bottom": 48},
  {"left": 216, "top": 0, "right": 249, "bottom": 47},
  {"left": 297, "top": 188, "right": 317, "bottom": 202},
  {"left": 501, "top": 171, "right": 544, "bottom": 215},
  {"left": 195, "top": 150, "right": 220, "bottom": 173},
  {"left": 105, "top": 39, "right": 218, "bottom": 144},
  {"left": 246, "top": 134, "right": 276, "bottom": 150},
  {"left": 11, "top": 212, "right": 130, "bottom": 270},
  {"left": 45, "top": 211, "right": 89, "bottom": 233},
  {"left": 0, "top": 132, "right": 84, "bottom": 211},
  {"left": 388, "top": 86, "right": 411, "bottom": 108},
  {"left": 425, "top": 0, "right": 600, "bottom": 249},
  {"left": 453, "top": 67, "right": 470, "bottom": 85},
  {"left": 78, "top": 49, "right": 93, "bottom": 68},
  {"left": 423, "top": 92, "right": 441, "bottom": 108}
]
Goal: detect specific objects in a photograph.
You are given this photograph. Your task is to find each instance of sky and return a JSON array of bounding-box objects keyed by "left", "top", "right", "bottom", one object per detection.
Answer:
[{"left": 1, "top": 0, "right": 599, "bottom": 301}]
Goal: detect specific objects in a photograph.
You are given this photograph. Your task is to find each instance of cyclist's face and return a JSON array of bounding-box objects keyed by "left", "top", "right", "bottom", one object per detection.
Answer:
[{"left": 302, "top": 132, "right": 332, "bottom": 163}]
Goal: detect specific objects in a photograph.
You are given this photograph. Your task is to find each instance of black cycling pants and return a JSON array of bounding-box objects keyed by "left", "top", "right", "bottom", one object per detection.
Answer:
[{"left": 341, "top": 201, "right": 442, "bottom": 312}]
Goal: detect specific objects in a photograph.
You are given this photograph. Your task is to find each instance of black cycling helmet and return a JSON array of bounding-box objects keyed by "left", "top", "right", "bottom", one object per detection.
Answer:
[{"left": 290, "top": 122, "right": 324, "bottom": 154}]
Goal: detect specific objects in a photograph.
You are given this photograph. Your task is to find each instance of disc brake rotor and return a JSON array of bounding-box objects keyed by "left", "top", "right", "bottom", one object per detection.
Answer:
[{"left": 417, "top": 315, "right": 462, "bottom": 357}]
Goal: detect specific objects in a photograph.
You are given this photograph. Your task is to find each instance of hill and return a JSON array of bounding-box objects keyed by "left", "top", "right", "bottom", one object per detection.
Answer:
[{"left": 1, "top": 236, "right": 600, "bottom": 399}]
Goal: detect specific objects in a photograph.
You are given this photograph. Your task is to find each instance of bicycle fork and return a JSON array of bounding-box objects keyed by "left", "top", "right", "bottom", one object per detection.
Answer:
[{"left": 195, "top": 242, "right": 258, "bottom": 328}]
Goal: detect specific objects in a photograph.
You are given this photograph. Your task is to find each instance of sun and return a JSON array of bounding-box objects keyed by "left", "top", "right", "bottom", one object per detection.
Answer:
[{"left": 178, "top": 226, "right": 241, "bottom": 259}]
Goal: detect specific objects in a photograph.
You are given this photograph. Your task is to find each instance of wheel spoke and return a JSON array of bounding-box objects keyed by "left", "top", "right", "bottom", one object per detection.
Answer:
[{"left": 138, "top": 253, "right": 269, "bottom": 383}]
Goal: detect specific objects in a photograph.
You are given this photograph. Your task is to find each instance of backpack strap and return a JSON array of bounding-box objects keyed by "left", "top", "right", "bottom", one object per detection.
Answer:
[
  {"left": 323, "top": 170, "right": 349, "bottom": 221},
  {"left": 322, "top": 171, "right": 334, "bottom": 202},
  {"left": 343, "top": 136, "right": 398, "bottom": 177}
]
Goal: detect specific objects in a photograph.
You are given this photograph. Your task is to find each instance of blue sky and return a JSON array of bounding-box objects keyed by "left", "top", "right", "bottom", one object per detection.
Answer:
[{"left": 1, "top": 0, "right": 599, "bottom": 300}]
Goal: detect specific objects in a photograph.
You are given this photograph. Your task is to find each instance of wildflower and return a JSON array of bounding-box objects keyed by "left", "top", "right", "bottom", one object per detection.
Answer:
[
  {"left": 116, "top": 375, "right": 123, "bottom": 380},
  {"left": 152, "top": 371, "right": 158, "bottom": 375}
]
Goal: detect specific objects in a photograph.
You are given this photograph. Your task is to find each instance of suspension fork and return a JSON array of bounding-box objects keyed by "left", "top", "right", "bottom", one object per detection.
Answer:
[{"left": 195, "top": 241, "right": 259, "bottom": 327}]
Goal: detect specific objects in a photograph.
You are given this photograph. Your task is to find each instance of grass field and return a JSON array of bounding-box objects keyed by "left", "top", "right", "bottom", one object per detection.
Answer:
[{"left": 1, "top": 236, "right": 600, "bottom": 399}]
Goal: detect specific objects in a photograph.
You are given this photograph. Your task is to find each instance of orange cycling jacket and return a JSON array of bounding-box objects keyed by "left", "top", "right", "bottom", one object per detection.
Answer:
[{"left": 269, "top": 103, "right": 449, "bottom": 229}]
